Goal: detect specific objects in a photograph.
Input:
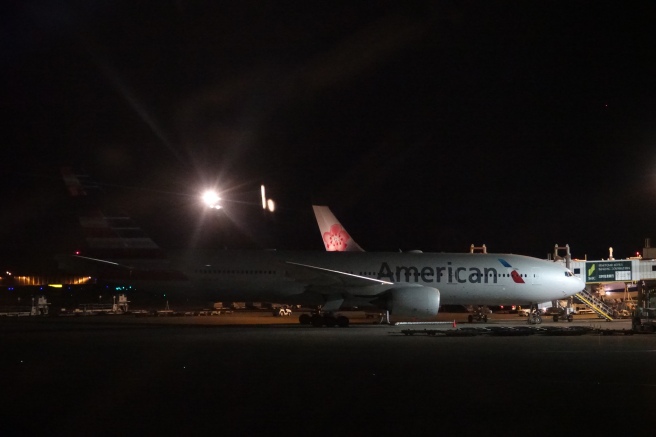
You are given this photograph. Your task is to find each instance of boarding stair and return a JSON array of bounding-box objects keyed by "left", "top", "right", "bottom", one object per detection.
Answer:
[{"left": 575, "top": 289, "right": 614, "bottom": 321}]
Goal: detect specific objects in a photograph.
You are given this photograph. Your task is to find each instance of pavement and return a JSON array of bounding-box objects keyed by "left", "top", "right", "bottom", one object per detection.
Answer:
[
  {"left": 17, "top": 309, "right": 627, "bottom": 326},
  {"left": 1, "top": 311, "right": 653, "bottom": 436}
]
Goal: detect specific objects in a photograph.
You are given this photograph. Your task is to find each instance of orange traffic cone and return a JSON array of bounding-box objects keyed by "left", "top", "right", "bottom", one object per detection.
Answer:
[{"left": 452, "top": 319, "right": 457, "bottom": 328}]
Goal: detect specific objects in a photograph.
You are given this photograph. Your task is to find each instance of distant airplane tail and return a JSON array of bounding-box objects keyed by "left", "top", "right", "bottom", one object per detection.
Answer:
[
  {"left": 312, "top": 205, "right": 364, "bottom": 252},
  {"left": 60, "top": 167, "right": 167, "bottom": 267}
]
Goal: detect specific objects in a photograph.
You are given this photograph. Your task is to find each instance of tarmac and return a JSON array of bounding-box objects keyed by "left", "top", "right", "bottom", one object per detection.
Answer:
[{"left": 1, "top": 311, "right": 654, "bottom": 436}]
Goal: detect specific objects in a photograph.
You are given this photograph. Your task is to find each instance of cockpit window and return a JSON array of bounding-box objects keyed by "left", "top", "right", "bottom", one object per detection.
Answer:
[{"left": 564, "top": 271, "right": 574, "bottom": 277}]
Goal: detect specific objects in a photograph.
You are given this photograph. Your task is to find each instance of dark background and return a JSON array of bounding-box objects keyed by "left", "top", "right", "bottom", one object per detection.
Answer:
[{"left": 2, "top": 1, "right": 656, "bottom": 271}]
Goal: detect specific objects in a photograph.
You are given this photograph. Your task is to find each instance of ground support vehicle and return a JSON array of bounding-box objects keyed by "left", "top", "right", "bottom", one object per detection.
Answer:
[
  {"left": 551, "top": 308, "right": 574, "bottom": 322},
  {"left": 632, "top": 282, "right": 656, "bottom": 332},
  {"left": 632, "top": 308, "right": 656, "bottom": 332},
  {"left": 273, "top": 306, "right": 292, "bottom": 317}
]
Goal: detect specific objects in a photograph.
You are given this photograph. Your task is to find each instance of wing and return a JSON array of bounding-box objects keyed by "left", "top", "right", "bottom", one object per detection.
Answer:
[
  {"left": 283, "top": 261, "right": 392, "bottom": 311},
  {"left": 285, "top": 261, "right": 392, "bottom": 288}
]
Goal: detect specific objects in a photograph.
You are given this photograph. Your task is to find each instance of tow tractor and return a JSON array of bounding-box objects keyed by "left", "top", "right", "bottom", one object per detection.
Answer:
[
  {"left": 551, "top": 308, "right": 574, "bottom": 323},
  {"left": 468, "top": 306, "right": 490, "bottom": 323},
  {"left": 547, "top": 301, "right": 574, "bottom": 322}
]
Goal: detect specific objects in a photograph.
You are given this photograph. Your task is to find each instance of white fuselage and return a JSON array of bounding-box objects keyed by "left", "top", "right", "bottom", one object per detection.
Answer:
[{"left": 136, "top": 250, "right": 584, "bottom": 306}]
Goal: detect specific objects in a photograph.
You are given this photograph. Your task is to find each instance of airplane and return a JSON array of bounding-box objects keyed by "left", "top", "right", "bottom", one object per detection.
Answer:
[
  {"left": 312, "top": 205, "right": 583, "bottom": 323},
  {"left": 57, "top": 168, "right": 584, "bottom": 326}
]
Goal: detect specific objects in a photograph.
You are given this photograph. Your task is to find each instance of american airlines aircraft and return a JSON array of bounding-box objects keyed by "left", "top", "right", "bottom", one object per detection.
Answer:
[
  {"left": 58, "top": 169, "right": 584, "bottom": 326},
  {"left": 312, "top": 205, "right": 585, "bottom": 322}
]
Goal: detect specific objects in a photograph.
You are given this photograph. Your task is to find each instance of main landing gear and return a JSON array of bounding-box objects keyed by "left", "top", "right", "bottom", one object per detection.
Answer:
[
  {"left": 299, "top": 310, "right": 350, "bottom": 327},
  {"left": 468, "top": 306, "right": 489, "bottom": 323}
]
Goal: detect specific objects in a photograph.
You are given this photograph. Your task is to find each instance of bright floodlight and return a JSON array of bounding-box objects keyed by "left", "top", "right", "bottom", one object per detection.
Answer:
[{"left": 202, "top": 190, "right": 222, "bottom": 209}]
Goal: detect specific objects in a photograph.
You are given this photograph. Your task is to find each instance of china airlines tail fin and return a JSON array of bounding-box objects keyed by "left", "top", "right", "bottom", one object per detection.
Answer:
[{"left": 312, "top": 205, "right": 364, "bottom": 252}]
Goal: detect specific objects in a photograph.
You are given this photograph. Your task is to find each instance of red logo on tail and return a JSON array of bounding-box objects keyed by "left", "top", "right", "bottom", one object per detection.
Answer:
[{"left": 323, "top": 224, "right": 352, "bottom": 251}]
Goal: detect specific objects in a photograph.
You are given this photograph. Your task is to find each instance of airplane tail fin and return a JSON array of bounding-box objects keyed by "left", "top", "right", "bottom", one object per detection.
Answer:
[
  {"left": 60, "top": 167, "right": 167, "bottom": 267},
  {"left": 312, "top": 205, "right": 364, "bottom": 252}
]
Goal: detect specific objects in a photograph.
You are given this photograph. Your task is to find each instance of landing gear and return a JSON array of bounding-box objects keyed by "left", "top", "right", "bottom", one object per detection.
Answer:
[
  {"left": 299, "top": 309, "right": 349, "bottom": 327},
  {"left": 527, "top": 303, "right": 543, "bottom": 325},
  {"left": 528, "top": 312, "right": 542, "bottom": 324},
  {"left": 378, "top": 310, "right": 392, "bottom": 325},
  {"left": 468, "top": 306, "right": 489, "bottom": 323}
]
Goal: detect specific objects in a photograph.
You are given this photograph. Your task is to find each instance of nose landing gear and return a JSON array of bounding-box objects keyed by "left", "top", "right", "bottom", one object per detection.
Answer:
[{"left": 526, "top": 303, "right": 543, "bottom": 325}]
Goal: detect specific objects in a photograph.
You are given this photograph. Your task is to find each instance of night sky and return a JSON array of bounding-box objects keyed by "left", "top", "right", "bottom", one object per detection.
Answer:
[{"left": 2, "top": 1, "right": 656, "bottom": 271}]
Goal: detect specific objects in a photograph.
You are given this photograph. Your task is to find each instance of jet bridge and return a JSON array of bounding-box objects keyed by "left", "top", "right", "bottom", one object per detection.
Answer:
[{"left": 552, "top": 244, "right": 656, "bottom": 321}]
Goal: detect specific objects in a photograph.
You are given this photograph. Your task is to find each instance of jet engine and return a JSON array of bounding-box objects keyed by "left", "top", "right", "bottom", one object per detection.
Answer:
[{"left": 380, "top": 285, "right": 440, "bottom": 319}]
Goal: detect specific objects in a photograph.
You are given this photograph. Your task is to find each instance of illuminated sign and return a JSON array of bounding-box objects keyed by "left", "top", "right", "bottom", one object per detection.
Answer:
[{"left": 585, "top": 261, "right": 632, "bottom": 282}]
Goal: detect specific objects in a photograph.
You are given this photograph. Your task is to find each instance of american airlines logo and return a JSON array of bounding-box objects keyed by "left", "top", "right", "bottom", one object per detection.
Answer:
[
  {"left": 498, "top": 258, "right": 525, "bottom": 284},
  {"left": 377, "top": 259, "right": 526, "bottom": 284}
]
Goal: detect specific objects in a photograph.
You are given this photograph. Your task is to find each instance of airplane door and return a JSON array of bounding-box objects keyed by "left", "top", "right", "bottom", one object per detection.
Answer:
[{"left": 532, "top": 268, "right": 542, "bottom": 285}]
